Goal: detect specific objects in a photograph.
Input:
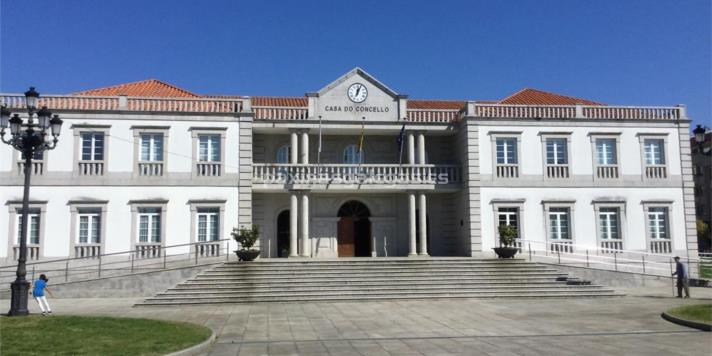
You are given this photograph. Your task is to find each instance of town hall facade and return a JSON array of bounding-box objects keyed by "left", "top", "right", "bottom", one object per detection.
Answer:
[{"left": 0, "top": 68, "right": 699, "bottom": 262}]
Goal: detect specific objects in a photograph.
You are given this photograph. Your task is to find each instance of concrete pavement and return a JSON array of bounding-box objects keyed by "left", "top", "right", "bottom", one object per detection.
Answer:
[{"left": 2, "top": 287, "right": 711, "bottom": 355}]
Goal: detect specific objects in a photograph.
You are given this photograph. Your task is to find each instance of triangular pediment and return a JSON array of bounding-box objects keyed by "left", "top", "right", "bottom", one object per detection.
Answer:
[{"left": 316, "top": 67, "right": 399, "bottom": 98}]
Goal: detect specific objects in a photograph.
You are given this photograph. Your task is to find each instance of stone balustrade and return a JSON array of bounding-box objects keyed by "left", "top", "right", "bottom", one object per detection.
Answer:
[{"left": 253, "top": 163, "right": 461, "bottom": 185}]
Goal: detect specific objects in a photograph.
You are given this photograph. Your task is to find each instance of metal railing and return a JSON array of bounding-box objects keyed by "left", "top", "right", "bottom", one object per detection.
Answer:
[
  {"left": 0, "top": 239, "right": 233, "bottom": 287},
  {"left": 519, "top": 239, "right": 703, "bottom": 280}
]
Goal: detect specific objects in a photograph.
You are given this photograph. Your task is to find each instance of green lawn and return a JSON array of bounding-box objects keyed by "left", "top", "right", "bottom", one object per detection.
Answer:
[
  {"left": 0, "top": 315, "right": 212, "bottom": 356},
  {"left": 666, "top": 304, "right": 712, "bottom": 324}
]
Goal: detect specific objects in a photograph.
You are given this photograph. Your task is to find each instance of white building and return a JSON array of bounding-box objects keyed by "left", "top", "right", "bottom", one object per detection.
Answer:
[{"left": 0, "top": 68, "right": 699, "bottom": 263}]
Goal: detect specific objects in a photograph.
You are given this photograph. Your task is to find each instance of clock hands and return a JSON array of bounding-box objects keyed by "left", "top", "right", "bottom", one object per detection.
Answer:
[{"left": 355, "top": 86, "right": 361, "bottom": 98}]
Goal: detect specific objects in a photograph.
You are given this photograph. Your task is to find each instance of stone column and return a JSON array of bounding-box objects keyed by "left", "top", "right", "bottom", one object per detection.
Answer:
[
  {"left": 290, "top": 131, "right": 299, "bottom": 164},
  {"left": 408, "top": 192, "right": 417, "bottom": 256},
  {"left": 301, "top": 131, "right": 309, "bottom": 164},
  {"left": 417, "top": 132, "right": 426, "bottom": 164},
  {"left": 289, "top": 192, "right": 298, "bottom": 257},
  {"left": 407, "top": 132, "right": 415, "bottom": 164},
  {"left": 418, "top": 192, "right": 428, "bottom": 256},
  {"left": 300, "top": 192, "right": 310, "bottom": 257}
]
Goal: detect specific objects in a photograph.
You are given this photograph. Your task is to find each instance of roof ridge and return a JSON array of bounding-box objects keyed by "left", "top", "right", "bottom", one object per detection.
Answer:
[{"left": 73, "top": 78, "right": 199, "bottom": 97}]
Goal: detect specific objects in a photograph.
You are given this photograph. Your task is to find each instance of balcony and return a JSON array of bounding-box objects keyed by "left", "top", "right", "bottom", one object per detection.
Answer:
[
  {"left": 17, "top": 161, "right": 44, "bottom": 175},
  {"left": 78, "top": 161, "right": 104, "bottom": 176},
  {"left": 135, "top": 243, "right": 162, "bottom": 259},
  {"left": 75, "top": 243, "right": 101, "bottom": 258},
  {"left": 13, "top": 244, "right": 40, "bottom": 261},
  {"left": 600, "top": 240, "right": 623, "bottom": 253},
  {"left": 495, "top": 164, "right": 519, "bottom": 178},
  {"left": 645, "top": 165, "right": 667, "bottom": 179},
  {"left": 196, "top": 162, "right": 222, "bottom": 177},
  {"left": 649, "top": 239, "right": 672, "bottom": 254},
  {"left": 252, "top": 163, "right": 461, "bottom": 187},
  {"left": 546, "top": 164, "right": 569, "bottom": 179},
  {"left": 596, "top": 165, "right": 618, "bottom": 179},
  {"left": 138, "top": 162, "right": 164, "bottom": 176}
]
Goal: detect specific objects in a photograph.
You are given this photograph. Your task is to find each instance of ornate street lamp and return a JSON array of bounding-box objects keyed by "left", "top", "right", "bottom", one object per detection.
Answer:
[
  {"left": 693, "top": 124, "right": 706, "bottom": 144},
  {"left": 1, "top": 87, "right": 63, "bottom": 316}
]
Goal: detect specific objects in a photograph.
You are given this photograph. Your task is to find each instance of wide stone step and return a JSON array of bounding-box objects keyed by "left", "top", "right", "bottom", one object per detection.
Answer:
[
  {"left": 139, "top": 290, "right": 621, "bottom": 305},
  {"left": 192, "top": 272, "right": 565, "bottom": 281},
  {"left": 208, "top": 266, "right": 556, "bottom": 273},
  {"left": 176, "top": 278, "right": 567, "bottom": 288},
  {"left": 160, "top": 284, "right": 610, "bottom": 296}
]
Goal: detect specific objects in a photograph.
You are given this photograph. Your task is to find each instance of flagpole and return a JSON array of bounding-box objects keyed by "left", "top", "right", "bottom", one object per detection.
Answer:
[{"left": 317, "top": 115, "right": 322, "bottom": 166}]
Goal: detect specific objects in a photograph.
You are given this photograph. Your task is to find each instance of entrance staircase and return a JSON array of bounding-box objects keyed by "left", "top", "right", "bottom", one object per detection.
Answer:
[{"left": 136, "top": 258, "right": 621, "bottom": 306}]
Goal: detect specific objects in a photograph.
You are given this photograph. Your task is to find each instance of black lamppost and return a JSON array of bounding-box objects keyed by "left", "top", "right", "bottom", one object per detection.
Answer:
[
  {"left": 693, "top": 124, "right": 707, "bottom": 144},
  {"left": 1, "top": 87, "right": 63, "bottom": 316}
]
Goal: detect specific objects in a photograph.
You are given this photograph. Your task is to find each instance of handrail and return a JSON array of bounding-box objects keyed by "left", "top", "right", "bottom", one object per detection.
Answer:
[
  {"left": 519, "top": 239, "right": 701, "bottom": 262},
  {"left": 0, "top": 239, "right": 231, "bottom": 269}
]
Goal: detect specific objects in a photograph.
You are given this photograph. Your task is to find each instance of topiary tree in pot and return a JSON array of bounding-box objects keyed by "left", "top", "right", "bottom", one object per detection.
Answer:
[
  {"left": 232, "top": 224, "right": 261, "bottom": 261},
  {"left": 493, "top": 224, "right": 519, "bottom": 258}
]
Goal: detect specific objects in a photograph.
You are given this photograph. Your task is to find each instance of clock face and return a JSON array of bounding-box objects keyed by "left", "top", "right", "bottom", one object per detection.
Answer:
[{"left": 347, "top": 83, "right": 368, "bottom": 103}]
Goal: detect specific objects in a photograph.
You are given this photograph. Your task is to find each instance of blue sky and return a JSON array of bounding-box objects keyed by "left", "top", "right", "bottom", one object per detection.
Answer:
[{"left": 1, "top": 0, "right": 710, "bottom": 126}]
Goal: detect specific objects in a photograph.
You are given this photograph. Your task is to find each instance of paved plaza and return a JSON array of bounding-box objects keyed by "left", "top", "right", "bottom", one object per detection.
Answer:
[{"left": 2, "top": 286, "right": 711, "bottom": 355}]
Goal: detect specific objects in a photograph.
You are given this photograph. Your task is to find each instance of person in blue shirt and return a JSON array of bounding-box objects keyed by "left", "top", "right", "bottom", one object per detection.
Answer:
[
  {"left": 31, "top": 274, "right": 54, "bottom": 315},
  {"left": 672, "top": 256, "right": 690, "bottom": 298}
]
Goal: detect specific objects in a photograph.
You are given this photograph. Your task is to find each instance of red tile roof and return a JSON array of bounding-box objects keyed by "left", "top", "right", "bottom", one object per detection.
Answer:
[
  {"left": 71, "top": 79, "right": 603, "bottom": 108},
  {"left": 252, "top": 96, "right": 308, "bottom": 107},
  {"left": 408, "top": 100, "right": 466, "bottom": 110},
  {"left": 499, "top": 88, "right": 603, "bottom": 106},
  {"left": 73, "top": 79, "right": 199, "bottom": 98}
]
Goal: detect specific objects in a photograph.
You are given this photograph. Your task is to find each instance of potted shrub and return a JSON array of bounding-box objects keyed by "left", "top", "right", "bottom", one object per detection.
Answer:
[
  {"left": 232, "top": 225, "right": 261, "bottom": 261},
  {"left": 493, "top": 224, "right": 519, "bottom": 258}
]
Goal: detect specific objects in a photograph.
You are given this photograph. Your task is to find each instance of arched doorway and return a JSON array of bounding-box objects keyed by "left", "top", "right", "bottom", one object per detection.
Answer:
[
  {"left": 337, "top": 201, "right": 371, "bottom": 257},
  {"left": 276, "top": 210, "right": 290, "bottom": 257}
]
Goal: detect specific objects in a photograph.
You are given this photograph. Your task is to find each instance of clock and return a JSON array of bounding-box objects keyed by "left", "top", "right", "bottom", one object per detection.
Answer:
[{"left": 347, "top": 83, "right": 368, "bottom": 103}]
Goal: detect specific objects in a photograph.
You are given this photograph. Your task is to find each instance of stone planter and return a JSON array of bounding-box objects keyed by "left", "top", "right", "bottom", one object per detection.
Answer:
[
  {"left": 493, "top": 247, "right": 518, "bottom": 259},
  {"left": 235, "top": 250, "right": 260, "bottom": 261}
]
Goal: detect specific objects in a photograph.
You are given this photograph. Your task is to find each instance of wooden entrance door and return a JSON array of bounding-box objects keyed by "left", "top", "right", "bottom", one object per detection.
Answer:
[{"left": 338, "top": 217, "right": 355, "bottom": 257}]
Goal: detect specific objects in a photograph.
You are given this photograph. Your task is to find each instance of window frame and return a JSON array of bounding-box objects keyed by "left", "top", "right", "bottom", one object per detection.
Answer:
[
  {"left": 188, "top": 200, "right": 226, "bottom": 251},
  {"left": 68, "top": 201, "right": 108, "bottom": 257},
  {"left": 637, "top": 133, "right": 669, "bottom": 180},
  {"left": 6, "top": 201, "right": 47, "bottom": 260},
  {"left": 642, "top": 201, "right": 675, "bottom": 253},
  {"left": 588, "top": 133, "right": 621, "bottom": 180},
  {"left": 128, "top": 200, "right": 168, "bottom": 251},
  {"left": 488, "top": 131, "right": 522, "bottom": 179},
  {"left": 132, "top": 126, "right": 170, "bottom": 177},
  {"left": 592, "top": 201, "right": 627, "bottom": 250},
  {"left": 542, "top": 200, "right": 576, "bottom": 245},
  {"left": 72, "top": 125, "right": 111, "bottom": 177},
  {"left": 343, "top": 144, "right": 363, "bottom": 164},
  {"left": 276, "top": 144, "right": 291, "bottom": 164},
  {"left": 490, "top": 199, "right": 526, "bottom": 244},
  {"left": 189, "top": 127, "right": 227, "bottom": 177},
  {"left": 539, "top": 132, "right": 572, "bottom": 179}
]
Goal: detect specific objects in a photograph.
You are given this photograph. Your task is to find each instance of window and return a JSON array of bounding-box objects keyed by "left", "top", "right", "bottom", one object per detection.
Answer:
[
  {"left": 546, "top": 138, "right": 568, "bottom": 165},
  {"left": 496, "top": 138, "right": 518, "bottom": 164},
  {"left": 598, "top": 208, "right": 620, "bottom": 240},
  {"left": 648, "top": 207, "right": 669, "bottom": 240},
  {"left": 15, "top": 209, "right": 41, "bottom": 245},
  {"left": 643, "top": 139, "right": 665, "bottom": 165},
  {"left": 498, "top": 207, "right": 519, "bottom": 229},
  {"left": 77, "top": 209, "right": 102, "bottom": 244},
  {"left": 198, "top": 135, "right": 221, "bottom": 162},
  {"left": 81, "top": 133, "right": 105, "bottom": 161},
  {"left": 276, "top": 145, "right": 290, "bottom": 164},
  {"left": 548, "top": 208, "right": 570, "bottom": 240},
  {"left": 140, "top": 134, "right": 164, "bottom": 162},
  {"left": 595, "top": 138, "right": 617, "bottom": 165},
  {"left": 196, "top": 208, "right": 220, "bottom": 242},
  {"left": 343, "top": 144, "right": 363, "bottom": 164},
  {"left": 138, "top": 208, "right": 161, "bottom": 243}
]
